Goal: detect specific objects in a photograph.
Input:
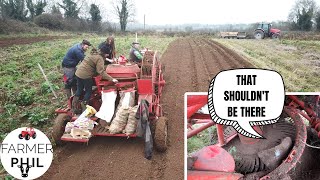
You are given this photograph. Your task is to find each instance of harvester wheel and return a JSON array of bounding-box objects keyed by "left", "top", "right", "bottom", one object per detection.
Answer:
[
  {"left": 52, "top": 113, "right": 69, "bottom": 146},
  {"left": 18, "top": 134, "right": 23, "bottom": 139},
  {"left": 254, "top": 30, "right": 264, "bottom": 39},
  {"left": 154, "top": 117, "right": 168, "bottom": 152}
]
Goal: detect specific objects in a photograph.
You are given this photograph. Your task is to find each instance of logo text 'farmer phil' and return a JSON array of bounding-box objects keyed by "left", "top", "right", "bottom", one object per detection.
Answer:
[
  {"left": 208, "top": 69, "right": 285, "bottom": 138},
  {"left": 0, "top": 143, "right": 52, "bottom": 167}
]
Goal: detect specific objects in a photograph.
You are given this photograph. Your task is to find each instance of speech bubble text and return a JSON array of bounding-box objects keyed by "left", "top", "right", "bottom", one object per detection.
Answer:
[{"left": 208, "top": 69, "right": 285, "bottom": 138}]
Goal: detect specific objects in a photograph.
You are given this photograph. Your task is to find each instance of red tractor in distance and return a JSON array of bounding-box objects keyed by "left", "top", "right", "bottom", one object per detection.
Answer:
[
  {"left": 18, "top": 127, "right": 37, "bottom": 140},
  {"left": 254, "top": 23, "right": 281, "bottom": 39}
]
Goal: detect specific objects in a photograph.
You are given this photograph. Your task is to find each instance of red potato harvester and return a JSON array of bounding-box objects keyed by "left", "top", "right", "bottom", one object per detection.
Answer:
[
  {"left": 52, "top": 50, "right": 168, "bottom": 152},
  {"left": 187, "top": 95, "right": 320, "bottom": 179}
]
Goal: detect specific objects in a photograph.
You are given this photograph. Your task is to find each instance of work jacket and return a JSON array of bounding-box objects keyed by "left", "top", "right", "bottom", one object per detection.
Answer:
[
  {"left": 129, "top": 47, "right": 143, "bottom": 62},
  {"left": 62, "top": 43, "right": 85, "bottom": 68},
  {"left": 98, "top": 42, "right": 114, "bottom": 59},
  {"left": 75, "top": 52, "right": 113, "bottom": 81}
]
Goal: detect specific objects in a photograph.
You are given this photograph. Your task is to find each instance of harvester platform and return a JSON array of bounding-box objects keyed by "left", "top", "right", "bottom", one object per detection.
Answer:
[
  {"left": 61, "top": 134, "right": 90, "bottom": 143},
  {"left": 91, "top": 125, "right": 137, "bottom": 138},
  {"left": 60, "top": 125, "right": 138, "bottom": 143}
]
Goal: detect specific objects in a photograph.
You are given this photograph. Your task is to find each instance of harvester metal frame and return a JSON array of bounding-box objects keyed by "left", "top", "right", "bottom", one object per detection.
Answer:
[{"left": 52, "top": 50, "right": 167, "bottom": 152}]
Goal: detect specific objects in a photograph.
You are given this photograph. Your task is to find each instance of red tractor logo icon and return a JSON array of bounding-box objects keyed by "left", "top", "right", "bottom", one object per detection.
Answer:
[{"left": 18, "top": 127, "right": 36, "bottom": 140}]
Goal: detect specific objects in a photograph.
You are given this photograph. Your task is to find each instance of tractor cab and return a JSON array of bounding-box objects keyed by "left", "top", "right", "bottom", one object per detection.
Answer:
[
  {"left": 258, "top": 23, "right": 271, "bottom": 33},
  {"left": 254, "top": 23, "right": 280, "bottom": 39}
]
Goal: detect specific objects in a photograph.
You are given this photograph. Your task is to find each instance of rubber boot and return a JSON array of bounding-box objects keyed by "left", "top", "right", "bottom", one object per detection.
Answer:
[
  {"left": 72, "top": 96, "right": 80, "bottom": 114},
  {"left": 258, "top": 137, "right": 292, "bottom": 170},
  {"left": 187, "top": 156, "right": 198, "bottom": 170},
  {"left": 65, "top": 88, "right": 72, "bottom": 99},
  {"left": 71, "top": 86, "right": 77, "bottom": 96},
  {"left": 81, "top": 101, "right": 88, "bottom": 113}
]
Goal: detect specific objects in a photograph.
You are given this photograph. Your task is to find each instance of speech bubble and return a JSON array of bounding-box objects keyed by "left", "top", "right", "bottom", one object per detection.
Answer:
[{"left": 208, "top": 69, "right": 285, "bottom": 138}]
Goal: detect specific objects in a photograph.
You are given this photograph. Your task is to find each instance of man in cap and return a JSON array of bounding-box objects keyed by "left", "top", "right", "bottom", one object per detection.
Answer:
[
  {"left": 62, "top": 39, "right": 91, "bottom": 99},
  {"left": 129, "top": 42, "right": 143, "bottom": 63}
]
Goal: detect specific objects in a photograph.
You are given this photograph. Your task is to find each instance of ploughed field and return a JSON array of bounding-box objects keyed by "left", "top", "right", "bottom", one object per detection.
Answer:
[
  {"left": 1, "top": 35, "right": 319, "bottom": 179},
  {"left": 40, "top": 37, "right": 253, "bottom": 180}
]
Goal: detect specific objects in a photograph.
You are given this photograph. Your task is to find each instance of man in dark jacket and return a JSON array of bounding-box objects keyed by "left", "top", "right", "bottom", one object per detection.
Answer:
[
  {"left": 98, "top": 36, "right": 115, "bottom": 65},
  {"left": 62, "top": 39, "right": 91, "bottom": 99},
  {"left": 129, "top": 42, "right": 143, "bottom": 63}
]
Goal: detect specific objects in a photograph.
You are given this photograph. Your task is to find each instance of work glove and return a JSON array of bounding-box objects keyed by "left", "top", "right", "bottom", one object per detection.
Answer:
[
  {"left": 112, "top": 79, "right": 118, "bottom": 83},
  {"left": 106, "top": 58, "right": 114, "bottom": 63}
]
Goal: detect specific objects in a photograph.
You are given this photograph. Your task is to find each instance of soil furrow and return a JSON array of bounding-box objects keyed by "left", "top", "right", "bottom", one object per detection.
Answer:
[
  {"left": 203, "top": 38, "right": 242, "bottom": 69},
  {"left": 193, "top": 38, "right": 224, "bottom": 78},
  {"left": 204, "top": 39, "right": 254, "bottom": 68},
  {"left": 191, "top": 38, "right": 215, "bottom": 82},
  {"left": 187, "top": 38, "right": 211, "bottom": 91},
  {"left": 187, "top": 39, "right": 200, "bottom": 91}
]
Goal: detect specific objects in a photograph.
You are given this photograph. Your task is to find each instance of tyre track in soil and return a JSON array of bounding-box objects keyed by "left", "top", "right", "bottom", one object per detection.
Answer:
[
  {"left": 187, "top": 40, "right": 206, "bottom": 91},
  {"left": 191, "top": 38, "right": 221, "bottom": 83},
  {"left": 159, "top": 38, "right": 197, "bottom": 180},
  {"left": 40, "top": 37, "right": 253, "bottom": 180},
  {"left": 192, "top": 39, "right": 220, "bottom": 81},
  {"left": 189, "top": 38, "right": 254, "bottom": 83},
  {"left": 202, "top": 39, "right": 253, "bottom": 68},
  {"left": 0, "top": 36, "right": 74, "bottom": 47}
]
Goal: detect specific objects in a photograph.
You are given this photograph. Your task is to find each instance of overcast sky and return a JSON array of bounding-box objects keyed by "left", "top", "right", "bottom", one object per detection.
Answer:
[{"left": 96, "top": 0, "right": 320, "bottom": 25}]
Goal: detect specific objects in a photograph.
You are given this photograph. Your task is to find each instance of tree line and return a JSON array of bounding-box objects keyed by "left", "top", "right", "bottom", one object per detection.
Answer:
[
  {"left": 0, "top": 0, "right": 135, "bottom": 32},
  {"left": 289, "top": 0, "right": 320, "bottom": 31},
  {"left": 1, "top": 0, "right": 320, "bottom": 33}
]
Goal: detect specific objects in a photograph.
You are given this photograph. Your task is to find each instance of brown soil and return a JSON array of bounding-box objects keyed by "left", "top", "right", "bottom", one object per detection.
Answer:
[
  {"left": 0, "top": 36, "right": 72, "bottom": 47},
  {"left": 40, "top": 38, "right": 254, "bottom": 180}
]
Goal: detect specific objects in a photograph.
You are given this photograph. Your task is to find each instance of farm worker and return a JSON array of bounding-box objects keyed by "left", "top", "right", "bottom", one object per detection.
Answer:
[
  {"left": 62, "top": 39, "right": 91, "bottom": 99},
  {"left": 129, "top": 42, "right": 143, "bottom": 63},
  {"left": 72, "top": 48, "right": 118, "bottom": 112},
  {"left": 98, "top": 36, "right": 116, "bottom": 65}
]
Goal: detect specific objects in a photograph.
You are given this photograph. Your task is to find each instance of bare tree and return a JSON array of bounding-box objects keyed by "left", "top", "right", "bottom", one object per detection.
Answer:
[{"left": 113, "top": 0, "right": 135, "bottom": 32}]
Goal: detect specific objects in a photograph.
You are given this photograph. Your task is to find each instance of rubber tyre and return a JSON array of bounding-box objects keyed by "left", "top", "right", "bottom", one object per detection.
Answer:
[
  {"left": 272, "top": 33, "right": 280, "bottom": 39},
  {"left": 254, "top": 30, "right": 265, "bottom": 39},
  {"left": 32, "top": 133, "right": 37, "bottom": 139},
  {"left": 154, "top": 117, "right": 168, "bottom": 152},
  {"left": 25, "top": 134, "right": 30, "bottom": 140},
  {"left": 52, "top": 113, "right": 69, "bottom": 146},
  {"left": 18, "top": 134, "right": 23, "bottom": 139}
]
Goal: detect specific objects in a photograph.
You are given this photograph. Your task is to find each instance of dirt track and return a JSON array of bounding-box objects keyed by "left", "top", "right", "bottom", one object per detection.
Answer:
[
  {"left": 0, "top": 36, "right": 71, "bottom": 47},
  {"left": 41, "top": 38, "right": 253, "bottom": 180}
]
